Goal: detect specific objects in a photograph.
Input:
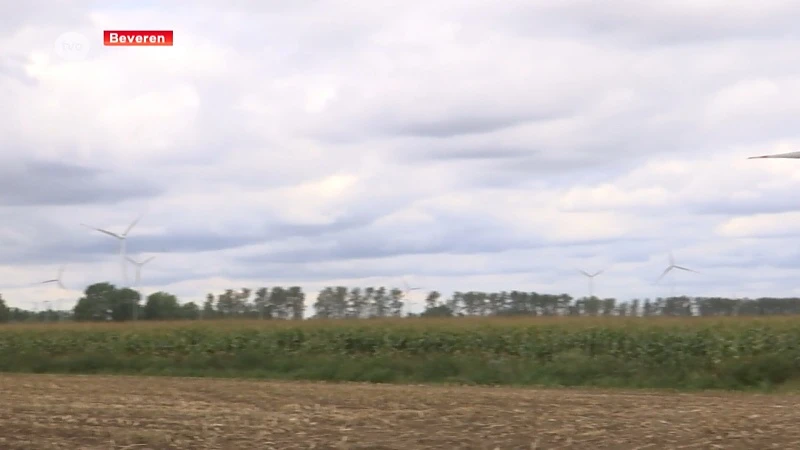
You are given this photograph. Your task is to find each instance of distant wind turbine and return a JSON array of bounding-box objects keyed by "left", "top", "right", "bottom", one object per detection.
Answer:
[
  {"left": 38, "top": 264, "right": 66, "bottom": 290},
  {"left": 403, "top": 279, "right": 422, "bottom": 313},
  {"left": 126, "top": 255, "right": 155, "bottom": 287},
  {"left": 655, "top": 252, "right": 698, "bottom": 297},
  {"left": 577, "top": 269, "right": 604, "bottom": 299},
  {"left": 748, "top": 151, "right": 800, "bottom": 159},
  {"left": 38, "top": 264, "right": 67, "bottom": 322},
  {"left": 126, "top": 255, "right": 155, "bottom": 321},
  {"left": 81, "top": 214, "right": 143, "bottom": 285}
]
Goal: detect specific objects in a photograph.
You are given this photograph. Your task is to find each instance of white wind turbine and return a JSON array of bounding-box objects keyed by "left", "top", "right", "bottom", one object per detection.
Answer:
[
  {"left": 81, "top": 214, "right": 143, "bottom": 286},
  {"left": 126, "top": 255, "right": 155, "bottom": 321},
  {"left": 577, "top": 269, "right": 604, "bottom": 299},
  {"left": 748, "top": 151, "right": 800, "bottom": 159},
  {"left": 38, "top": 264, "right": 66, "bottom": 290},
  {"left": 655, "top": 252, "right": 699, "bottom": 297},
  {"left": 402, "top": 279, "right": 422, "bottom": 313},
  {"left": 37, "top": 264, "right": 67, "bottom": 322}
]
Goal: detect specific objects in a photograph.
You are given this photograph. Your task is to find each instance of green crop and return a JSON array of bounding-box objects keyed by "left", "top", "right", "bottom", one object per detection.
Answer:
[{"left": 1, "top": 317, "right": 799, "bottom": 390}]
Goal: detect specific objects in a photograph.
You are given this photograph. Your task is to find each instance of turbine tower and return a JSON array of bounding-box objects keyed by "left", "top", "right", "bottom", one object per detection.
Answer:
[
  {"left": 655, "top": 252, "right": 698, "bottom": 297},
  {"left": 748, "top": 151, "right": 800, "bottom": 159},
  {"left": 126, "top": 255, "right": 155, "bottom": 321},
  {"left": 577, "top": 269, "right": 604, "bottom": 299},
  {"left": 81, "top": 214, "right": 143, "bottom": 286}
]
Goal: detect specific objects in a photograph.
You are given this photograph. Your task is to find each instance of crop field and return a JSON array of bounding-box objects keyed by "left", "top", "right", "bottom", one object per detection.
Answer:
[
  {"left": 2, "top": 316, "right": 800, "bottom": 390},
  {"left": 2, "top": 373, "right": 800, "bottom": 449}
]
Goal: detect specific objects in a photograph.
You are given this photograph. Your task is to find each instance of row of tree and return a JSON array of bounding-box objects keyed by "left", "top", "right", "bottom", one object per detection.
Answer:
[{"left": 1, "top": 283, "right": 800, "bottom": 323}]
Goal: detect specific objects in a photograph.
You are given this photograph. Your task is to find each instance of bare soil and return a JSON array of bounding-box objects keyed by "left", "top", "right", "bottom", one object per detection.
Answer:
[{"left": 0, "top": 374, "right": 799, "bottom": 449}]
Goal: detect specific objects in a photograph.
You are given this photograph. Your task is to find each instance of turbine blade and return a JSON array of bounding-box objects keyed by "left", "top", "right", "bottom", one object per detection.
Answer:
[
  {"left": 125, "top": 256, "right": 138, "bottom": 265},
  {"left": 673, "top": 265, "right": 699, "bottom": 273},
  {"left": 143, "top": 256, "right": 156, "bottom": 265},
  {"left": 81, "top": 224, "right": 122, "bottom": 239},
  {"left": 58, "top": 264, "right": 66, "bottom": 278},
  {"left": 668, "top": 252, "right": 675, "bottom": 266},
  {"left": 578, "top": 270, "right": 591, "bottom": 277},
  {"left": 591, "top": 269, "right": 604, "bottom": 277},
  {"left": 39, "top": 279, "right": 57, "bottom": 284},
  {"left": 57, "top": 280, "right": 65, "bottom": 289},
  {"left": 123, "top": 213, "right": 143, "bottom": 236},
  {"left": 748, "top": 151, "right": 800, "bottom": 159},
  {"left": 655, "top": 266, "right": 673, "bottom": 283}
]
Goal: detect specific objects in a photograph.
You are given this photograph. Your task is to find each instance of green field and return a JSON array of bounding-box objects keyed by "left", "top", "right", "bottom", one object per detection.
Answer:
[{"left": 2, "top": 316, "right": 799, "bottom": 391}]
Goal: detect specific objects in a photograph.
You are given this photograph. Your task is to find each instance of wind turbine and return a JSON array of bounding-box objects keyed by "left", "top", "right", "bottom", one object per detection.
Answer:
[
  {"left": 126, "top": 255, "right": 155, "bottom": 287},
  {"left": 577, "top": 269, "right": 604, "bottom": 299},
  {"left": 37, "top": 264, "right": 66, "bottom": 322},
  {"left": 125, "top": 255, "right": 155, "bottom": 321},
  {"left": 402, "top": 279, "right": 422, "bottom": 313},
  {"left": 81, "top": 214, "right": 143, "bottom": 286},
  {"left": 655, "top": 252, "right": 699, "bottom": 297},
  {"left": 748, "top": 151, "right": 800, "bottom": 159},
  {"left": 38, "top": 264, "right": 66, "bottom": 290}
]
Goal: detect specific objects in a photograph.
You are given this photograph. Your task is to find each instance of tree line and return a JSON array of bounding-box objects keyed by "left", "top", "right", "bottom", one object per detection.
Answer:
[{"left": 0, "top": 282, "right": 799, "bottom": 322}]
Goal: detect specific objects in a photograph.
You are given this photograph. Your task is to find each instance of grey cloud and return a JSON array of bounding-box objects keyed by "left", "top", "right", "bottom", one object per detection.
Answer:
[
  {"left": 236, "top": 212, "right": 650, "bottom": 267},
  {"left": 0, "top": 160, "right": 162, "bottom": 206},
  {"left": 418, "top": 147, "right": 531, "bottom": 161},
  {"left": 379, "top": 113, "right": 544, "bottom": 139}
]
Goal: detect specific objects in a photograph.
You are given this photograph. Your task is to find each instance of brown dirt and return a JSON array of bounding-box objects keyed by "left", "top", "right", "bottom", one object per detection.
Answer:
[{"left": 0, "top": 375, "right": 799, "bottom": 449}]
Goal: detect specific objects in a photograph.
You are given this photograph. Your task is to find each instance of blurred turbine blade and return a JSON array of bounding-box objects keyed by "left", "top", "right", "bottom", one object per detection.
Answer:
[
  {"left": 655, "top": 266, "right": 673, "bottom": 284},
  {"left": 748, "top": 151, "right": 800, "bottom": 159},
  {"left": 82, "top": 224, "right": 122, "bottom": 239},
  {"left": 124, "top": 213, "right": 144, "bottom": 236}
]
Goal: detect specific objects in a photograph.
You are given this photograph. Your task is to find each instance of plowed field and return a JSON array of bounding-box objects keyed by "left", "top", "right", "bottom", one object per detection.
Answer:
[{"left": 1, "top": 374, "right": 798, "bottom": 449}]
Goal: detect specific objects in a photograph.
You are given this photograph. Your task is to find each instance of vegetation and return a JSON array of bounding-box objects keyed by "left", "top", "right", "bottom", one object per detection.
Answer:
[
  {"left": 6, "top": 282, "right": 800, "bottom": 323},
  {"left": 2, "top": 316, "right": 800, "bottom": 391},
  {"left": 5, "top": 282, "right": 800, "bottom": 391}
]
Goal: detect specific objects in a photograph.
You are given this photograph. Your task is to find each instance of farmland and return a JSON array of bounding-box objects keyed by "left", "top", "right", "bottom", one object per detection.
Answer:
[
  {"left": 2, "top": 373, "right": 800, "bottom": 449},
  {"left": 2, "top": 316, "right": 800, "bottom": 391}
]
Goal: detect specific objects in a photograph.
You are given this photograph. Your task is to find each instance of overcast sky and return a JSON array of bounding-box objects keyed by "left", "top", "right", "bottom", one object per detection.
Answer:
[{"left": 3, "top": 1, "right": 800, "bottom": 313}]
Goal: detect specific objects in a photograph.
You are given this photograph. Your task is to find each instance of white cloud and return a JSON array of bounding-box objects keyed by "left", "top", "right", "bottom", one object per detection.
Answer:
[{"left": 716, "top": 212, "right": 800, "bottom": 238}]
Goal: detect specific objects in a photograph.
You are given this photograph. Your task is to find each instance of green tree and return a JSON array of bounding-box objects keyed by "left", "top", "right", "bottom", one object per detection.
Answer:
[
  {"left": 347, "top": 287, "right": 365, "bottom": 318},
  {"left": 268, "top": 287, "right": 289, "bottom": 319},
  {"left": 388, "top": 288, "right": 404, "bottom": 316},
  {"left": 424, "top": 291, "right": 441, "bottom": 310},
  {"left": 0, "top": 294, "right": 9, "bottom": 323},
  {"left": 421, "top": 304, "right": 453, "bottom": 317},
  {"left": 287, "top": 286, "right": 304, "bottom": 320},
  {"left": 202, "top": 293, "right": 215, "bottom": 319},
  {"left": 109, "top": 287, "right": 141, "bottom": 321},
  {"left": 73, "top": 282, "right": 116, "bottom": 321},
  {"left": 73, "top": 283, "right": 140, "bottom": 322},
  {"left": 254, "top": 287, "right": 270, "bottom": 319},
  {"left": 143, "top": 291, "right": 181, "bottom": 320},
  {"left": 181, "top": 301, "right": 200, "bottom": 319},
  {"left": 313, "top": 287, "right": 336, "bottom": 318},
  {"left": 371, "top": 287, "right": 388, "bottom": 317}
]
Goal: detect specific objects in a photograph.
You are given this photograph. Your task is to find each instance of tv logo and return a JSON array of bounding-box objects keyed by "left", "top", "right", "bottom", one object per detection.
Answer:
[{"left": 53, "top": 31, "right": 91, "bottom": 61}]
